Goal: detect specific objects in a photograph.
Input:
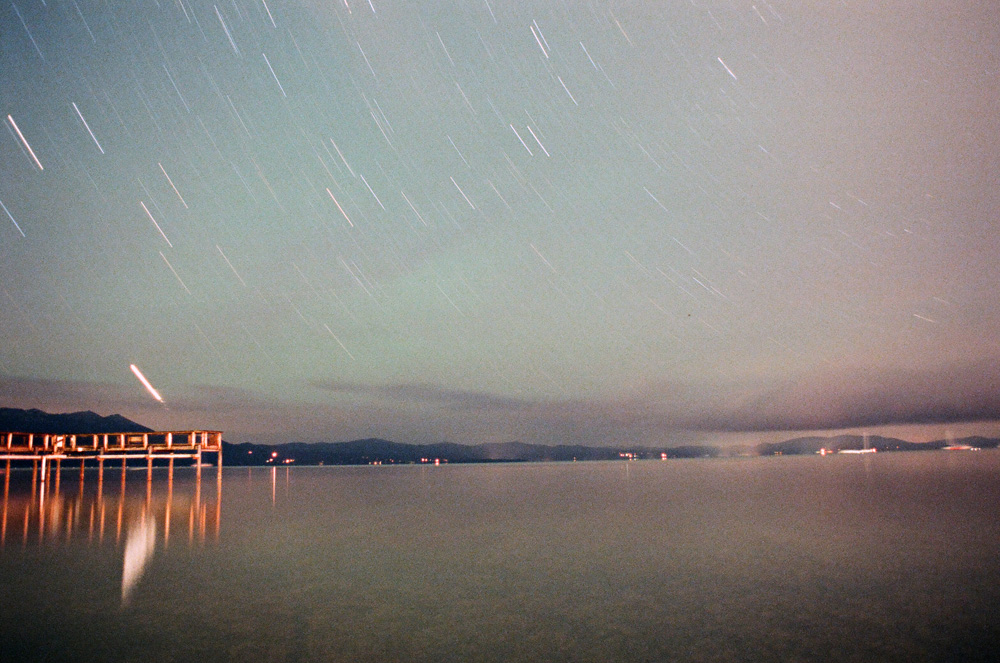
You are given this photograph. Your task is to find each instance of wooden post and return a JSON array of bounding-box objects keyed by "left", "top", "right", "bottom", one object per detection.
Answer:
[
  {"left": 142, "top": 433, "right": 148, "bottom": 449},
  {"left": 166, "top": 432, "right": 172, "bottom": 448},
  {"left": 215, "top": 432, "right": 223, "bottom": 468}
]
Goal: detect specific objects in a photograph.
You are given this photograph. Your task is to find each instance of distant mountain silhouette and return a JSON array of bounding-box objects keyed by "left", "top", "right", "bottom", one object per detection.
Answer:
[
  {"left": 222, "top": 439, "right": 731, "bottom": 465},
  {"left": 0, "top": 407, "right": 152, "bottom": 434},
  {"left": 221, "top": 438, "right": 626, "bottom": 465},
  {"left": 2, "top": 407, "right": 997, "bottom": 464},
  {"left": 754, "top": 434, "right": 999, "bottom": 455}
]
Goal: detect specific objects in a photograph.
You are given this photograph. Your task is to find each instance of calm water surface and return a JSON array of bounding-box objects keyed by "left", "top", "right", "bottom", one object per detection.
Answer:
[{"left": 2, "top": 452, "right": 999, "bottom": 662}]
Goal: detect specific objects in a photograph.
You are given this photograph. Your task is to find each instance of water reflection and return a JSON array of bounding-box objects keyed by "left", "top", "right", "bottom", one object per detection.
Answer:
[
  {"left": 1, "top": 459, "right": 221, "bottom": 605},
  {"left": 122, "top": 511, "right": 156, "bottom": 604}
]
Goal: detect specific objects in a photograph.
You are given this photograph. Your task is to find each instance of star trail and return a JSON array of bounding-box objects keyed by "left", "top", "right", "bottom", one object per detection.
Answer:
[{"left": 2, "top": 1, "right": 999, "bottom": 446}]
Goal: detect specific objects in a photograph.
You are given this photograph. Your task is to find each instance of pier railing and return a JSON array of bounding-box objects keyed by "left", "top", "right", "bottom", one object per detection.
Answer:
[{"left": 0, "top": 430, "right": 222, "bottom": 461}]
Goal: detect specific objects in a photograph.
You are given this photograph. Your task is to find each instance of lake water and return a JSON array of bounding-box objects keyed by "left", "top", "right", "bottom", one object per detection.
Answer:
[{"left": 2, "top": 452, "right": 998, "bottom": 662}]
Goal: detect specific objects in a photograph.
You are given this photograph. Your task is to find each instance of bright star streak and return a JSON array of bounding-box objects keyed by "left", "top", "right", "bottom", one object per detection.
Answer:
[
  {"left": 530, "top": 23, "right": 548, "bottom": 59},
  {"left": 359, "top": 173, "right": 385, "bottom": 209},
  {"left": 557, "top": 76, "right": 578, "bottom": 105},
  {"left": 510, "top": 124, "right": 533, "bottom": 155},
  {"left": 7, "top": 114, "right": 43, "bottom": 170},
  {"left": 262, "top": 52, "right": 287, "bottom": 97},
  {"left": 72, "top": 103, "right": 104, "bottom": 154},
  {"left": 261, "top": 0, "right": 276, "bottom": 27},
  {"left": 11, "top": 2, "right": 43, "bottom": 61},
  {"left": 330, "top": 138, "right": 356, "bottom": 177},
  {"left": 141, "top": 201, "right": 173, "bottom": 247},
  {"left": 216, "top": 244, "right": 247, "bottom": 286},
  {"left": 718, "top": 57, "right": 738, "bottom": 81},
  {"left": 214, "top": 5, "right": 240, "bottom": 55},
  {"left": 451, "top": 176, "right": 475, "bottom": 209},
  {"left": 130, "top": 364, "right": 164, "bottom": 403},
  {"left": 400, "top": 190, "right": 428, "bottom": 226},
  {"left": 159, "top": 163, "right": 188, "bottom": 208},
  {"left": 326, "top": 188, "right": 354, "bottom": 226},
  {"left": 0, "top": 198, "right": 25, "bottom": 237},
  {"left": 525, "top": 125, "right": 550, "bottom": 157},
  {"left": 324, "top": 324, "right": 355, "bottom": 360}
]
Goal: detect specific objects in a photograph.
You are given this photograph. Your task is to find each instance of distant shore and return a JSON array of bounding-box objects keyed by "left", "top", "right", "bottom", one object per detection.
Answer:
[
  {"left": 221, "top": 434, "right": 998, "bottom": 466},
  {"left": 3, "top": 406, "right": 996, "bottom": 467}
]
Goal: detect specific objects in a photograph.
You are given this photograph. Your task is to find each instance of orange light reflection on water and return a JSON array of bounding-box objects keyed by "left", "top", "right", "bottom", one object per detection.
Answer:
[{"left": 0, "top": 460, "right": 222, "bottom": 605}]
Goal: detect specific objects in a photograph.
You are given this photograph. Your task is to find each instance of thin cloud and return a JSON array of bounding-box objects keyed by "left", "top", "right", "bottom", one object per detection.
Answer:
[
  {"left": 312, "top": 381, "right": 532, "bottom": 411},
  {"left": 6, "top": 363, "right": 1000, "bottom": 447}
]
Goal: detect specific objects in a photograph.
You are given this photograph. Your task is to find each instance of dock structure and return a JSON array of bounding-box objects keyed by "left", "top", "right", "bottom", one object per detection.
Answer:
[{"left": 0, "top": 430, "right": 222, "bottom": 479}]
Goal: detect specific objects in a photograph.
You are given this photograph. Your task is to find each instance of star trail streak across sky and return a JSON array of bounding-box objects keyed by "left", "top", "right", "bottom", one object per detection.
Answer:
[{"left": 2, "top": 1, "right": 1000, "bottom": 447}]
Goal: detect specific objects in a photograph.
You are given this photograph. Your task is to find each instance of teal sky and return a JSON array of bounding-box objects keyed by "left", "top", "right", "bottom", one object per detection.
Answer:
[{"left": 2, "top": 1, "right": 999, "bottom": 446}]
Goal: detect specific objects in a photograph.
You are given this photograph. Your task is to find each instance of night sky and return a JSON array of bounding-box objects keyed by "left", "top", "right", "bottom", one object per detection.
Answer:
[{"left": 2, "top": 1, "right": 999, "bottom": 447}]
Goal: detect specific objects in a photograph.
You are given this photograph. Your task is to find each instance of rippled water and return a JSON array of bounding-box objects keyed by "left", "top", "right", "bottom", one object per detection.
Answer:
[{"left": 2, "top": 452, "right": 999, "bottom": 662}]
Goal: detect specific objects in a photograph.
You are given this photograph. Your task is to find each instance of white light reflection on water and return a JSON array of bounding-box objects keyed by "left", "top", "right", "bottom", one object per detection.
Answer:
[{"left": 122, "top": 514, "right": 156, "bottom": 605}]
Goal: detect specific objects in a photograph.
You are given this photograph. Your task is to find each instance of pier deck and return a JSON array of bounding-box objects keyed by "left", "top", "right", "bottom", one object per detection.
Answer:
[{"left": 0, "top": 430, "right": 222, "bottom": 475}]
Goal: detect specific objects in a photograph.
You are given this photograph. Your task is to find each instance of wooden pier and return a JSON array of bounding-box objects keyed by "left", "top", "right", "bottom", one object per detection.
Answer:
[{"left": 0, "top": 430, "right": 223, "bottom": 480}]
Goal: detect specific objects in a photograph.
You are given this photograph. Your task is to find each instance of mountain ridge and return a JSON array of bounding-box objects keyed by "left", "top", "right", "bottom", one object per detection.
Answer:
[{"left": 0, "top": 407, "right": 153, "bottom": 434}]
